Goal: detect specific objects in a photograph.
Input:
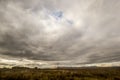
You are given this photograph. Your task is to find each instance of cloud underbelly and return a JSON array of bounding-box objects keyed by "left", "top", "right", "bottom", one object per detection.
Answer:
[{"left": 0, "top": 0, "right": 120, "bottom": 67}]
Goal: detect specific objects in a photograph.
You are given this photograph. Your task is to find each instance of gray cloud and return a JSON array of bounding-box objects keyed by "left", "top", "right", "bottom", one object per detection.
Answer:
[{"left": 0, "top": 0, "right": 120, "bottom": 67}]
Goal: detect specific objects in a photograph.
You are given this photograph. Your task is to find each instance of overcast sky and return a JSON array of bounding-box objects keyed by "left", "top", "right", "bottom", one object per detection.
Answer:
[{"left": 0, "top": 0, "right": 120, "bottom": 68}]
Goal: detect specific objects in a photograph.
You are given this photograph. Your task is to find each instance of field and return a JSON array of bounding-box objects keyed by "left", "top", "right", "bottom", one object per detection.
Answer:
[{"left": 0, "top": 67, "right": 120, "bottom": 80}]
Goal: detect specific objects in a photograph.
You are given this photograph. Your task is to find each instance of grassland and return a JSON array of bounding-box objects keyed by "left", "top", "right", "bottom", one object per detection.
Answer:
[{"left": 0, "top": 67, "right": 120, "bottom": 80}]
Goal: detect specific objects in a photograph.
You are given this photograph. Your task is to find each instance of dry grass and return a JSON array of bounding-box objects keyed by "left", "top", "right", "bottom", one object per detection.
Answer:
[{"left": 0, "top": 67, "right": 120, "bottom": 80}]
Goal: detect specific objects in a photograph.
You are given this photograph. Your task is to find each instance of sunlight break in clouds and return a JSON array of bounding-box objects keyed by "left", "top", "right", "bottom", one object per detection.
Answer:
[{"left": 0, "top": 0, "right": 120, "bottom": 68}]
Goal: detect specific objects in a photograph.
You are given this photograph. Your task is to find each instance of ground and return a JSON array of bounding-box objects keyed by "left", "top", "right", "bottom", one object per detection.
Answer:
[{"left": 0, "top": 67, "right": 120, "bottom": 80}]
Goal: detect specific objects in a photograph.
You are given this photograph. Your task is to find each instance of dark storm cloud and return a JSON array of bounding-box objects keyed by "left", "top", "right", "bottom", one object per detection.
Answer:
[{"left": 0, "top": 0, "right": 120, "bottom": 67}]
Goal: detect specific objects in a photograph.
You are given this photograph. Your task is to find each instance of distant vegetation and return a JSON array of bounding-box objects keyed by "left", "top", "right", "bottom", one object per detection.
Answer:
[{"left": 0, "top": 67, "right": 120, "bottom": 80}]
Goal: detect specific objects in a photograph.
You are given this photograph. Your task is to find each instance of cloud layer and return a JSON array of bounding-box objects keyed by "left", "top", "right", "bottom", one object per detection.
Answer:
[{"left": 0, "top": 0, "right": 120, "bottom": 67}]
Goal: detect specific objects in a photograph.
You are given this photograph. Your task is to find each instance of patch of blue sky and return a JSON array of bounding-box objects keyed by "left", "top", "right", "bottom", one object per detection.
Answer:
[
  {"left": 50, "top": 10, "right": 74, "bottom": 25},
  {"left": 51, "top": 10, "right": 63, "bottom": 20},
  {"left": 67, "top": 20, "right": 74, "bottom": 25}
]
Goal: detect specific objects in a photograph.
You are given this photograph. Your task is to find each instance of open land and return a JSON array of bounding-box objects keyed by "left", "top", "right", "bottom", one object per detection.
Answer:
[{"left": 0, "top": 67, "right": 120, "bottom": 80}]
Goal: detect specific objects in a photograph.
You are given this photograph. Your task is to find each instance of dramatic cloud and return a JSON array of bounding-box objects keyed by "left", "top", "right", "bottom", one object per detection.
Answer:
[{"left": 0, "top": 0, "right": 120, "bottom": 68}]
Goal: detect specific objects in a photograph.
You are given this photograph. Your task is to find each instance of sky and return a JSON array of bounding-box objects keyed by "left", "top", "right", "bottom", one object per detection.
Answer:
[{"left": 0, "top": 0, "right": 120, "bottom": 68}]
